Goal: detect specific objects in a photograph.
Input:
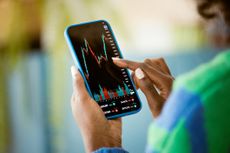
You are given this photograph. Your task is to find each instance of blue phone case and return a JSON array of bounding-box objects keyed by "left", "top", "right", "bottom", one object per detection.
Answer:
[{"left": 64, "top": 20, "right": 142, "bottom": 119}]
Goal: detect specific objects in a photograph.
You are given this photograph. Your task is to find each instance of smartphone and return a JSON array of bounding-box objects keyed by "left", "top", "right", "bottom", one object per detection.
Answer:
[{"left": 65, "top": 20, "right": 142, "bottom": 119}]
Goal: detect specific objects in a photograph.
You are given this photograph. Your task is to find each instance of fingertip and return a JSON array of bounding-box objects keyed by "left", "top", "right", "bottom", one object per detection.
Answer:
[
  {"left": 71, "top": 66, "right": 84, "bottom": 83},
  {"left": 70, "top": 67, "right": 92, "bottom": 106},
  {"left": 71, "top": 66, "right": 78, "bottom": 80},
  {"left": 112, "top": 57, "right": 121, "bottom": 65},
  {"left": 112, "top": 57, "right": 121, "bottom": 61},
  {"left": 71, "top": 67, "right": 85, "bottom": 91},
  {"left": 112, "top": 57, "right": 127, "bottom": 67}
]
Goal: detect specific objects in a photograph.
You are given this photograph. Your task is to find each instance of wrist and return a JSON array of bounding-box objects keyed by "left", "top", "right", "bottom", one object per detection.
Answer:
[{"left": 84, "top": 134, "right": 121, "bottom": 153}]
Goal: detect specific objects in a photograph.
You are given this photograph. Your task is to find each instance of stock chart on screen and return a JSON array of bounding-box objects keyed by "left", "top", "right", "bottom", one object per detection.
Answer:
[
  {"left": 79, "top": 33, "right": 135, "bottom": 101},
  {"left": 68, "top": 21, "right": 140, "bottom": 116}
]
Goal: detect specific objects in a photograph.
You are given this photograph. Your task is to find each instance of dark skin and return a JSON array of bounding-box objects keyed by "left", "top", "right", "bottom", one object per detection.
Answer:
[
  {"left": 71, "top": 57, "right": 174, "bottom": 152},
  {"left": 71, "top": 0, "right": 230, "bottom": 151},
  {"left": 112, "top": 57, "right": 174, "bottom": 117}
]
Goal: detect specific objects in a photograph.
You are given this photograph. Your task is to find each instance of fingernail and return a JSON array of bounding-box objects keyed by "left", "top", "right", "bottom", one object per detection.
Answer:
[
  {"left": 71, "top": 66, "right": 77, "bottom": 79},
  {"left": 112, "top": 57, "right": 121, "bottom": 61},
  {"left": 135, "top": 68, "right": 145, "bottom": 79}
]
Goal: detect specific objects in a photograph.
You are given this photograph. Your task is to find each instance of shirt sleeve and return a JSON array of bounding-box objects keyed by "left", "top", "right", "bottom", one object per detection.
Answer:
[
  {"left": 146, "top": 87, "right": 207, "bottom": 153},
  {"left": 92, "top": 147, "right": 129, "bottom": 153}
]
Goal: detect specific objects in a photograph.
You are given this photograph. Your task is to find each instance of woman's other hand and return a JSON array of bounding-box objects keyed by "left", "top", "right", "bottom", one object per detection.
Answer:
[
  {"left": 112, "top": 57, "right": 174, "bottom": 118},
  {"left": 70, "top": 66, "right": 122, "bottom": 153}
]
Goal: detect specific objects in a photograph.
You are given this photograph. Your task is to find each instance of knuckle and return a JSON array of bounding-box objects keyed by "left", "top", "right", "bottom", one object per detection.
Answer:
[
  {"left": 82, "top": 94, "right": 91, "bottom": 102},
  {"left": 123, "top": 62, "right": 128, "bottom": 68},
  {"left": 140, "top": 62, "right": 148, "bottom": 70},
  {"left": 144, "top": 81, "right": 153, "bottom": 89},
  {"left": 158, "top": 57, "right": 164, "bottom": 61},
  {"left": 144, "top": 58, "right": 151, "bottom": 64},
  {"left": 74, "top": 78, "right": 84, "bottom": 89},
  {"left": 78, "top": 92, "right": 92, "bottom": 104},
  {"left": 164, "top": 76, "right": 174, "bottom": 86},
  {"left": 75, "top": 74, "right": 82, "bottom": 82},
  {"left": 157, "top": 57, "right": 166, "bottom": 64}
]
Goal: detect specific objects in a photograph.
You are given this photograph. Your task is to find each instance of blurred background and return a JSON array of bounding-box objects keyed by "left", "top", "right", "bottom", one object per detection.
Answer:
[{"left": 0, "top": 0, "right": 225, "bottom": 153}]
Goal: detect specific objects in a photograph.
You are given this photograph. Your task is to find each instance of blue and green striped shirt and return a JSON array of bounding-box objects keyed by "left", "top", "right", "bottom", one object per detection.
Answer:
[{"left": 94, "top": 51, "right": 230, "bottom": 153}]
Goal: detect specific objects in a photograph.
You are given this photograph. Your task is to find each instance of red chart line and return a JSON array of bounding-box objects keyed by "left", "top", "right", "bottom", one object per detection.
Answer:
[{"left": 81, "top": 35, "right": 108, "bottom": 67}]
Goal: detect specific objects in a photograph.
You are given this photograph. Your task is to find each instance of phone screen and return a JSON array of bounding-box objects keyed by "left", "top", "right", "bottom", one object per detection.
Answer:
[{"left": 66, "top": 20, "right": 141, "bottom": 118}]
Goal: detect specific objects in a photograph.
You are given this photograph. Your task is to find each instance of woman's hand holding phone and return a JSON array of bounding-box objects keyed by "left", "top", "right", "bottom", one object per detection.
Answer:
[
  {"left": 70, "top": 57, "right": 173, "bottom": 152},
  {"left": 70, "top": 66, "right": 122, "bottom": 153},
  {"left": 112, "top": 57, "right": 174, "bottom": 118}
]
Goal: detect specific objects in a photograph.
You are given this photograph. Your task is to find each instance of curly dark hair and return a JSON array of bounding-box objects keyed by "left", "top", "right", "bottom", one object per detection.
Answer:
[{"left": 197, "top": 0, "right": 230, "bottom": 25}]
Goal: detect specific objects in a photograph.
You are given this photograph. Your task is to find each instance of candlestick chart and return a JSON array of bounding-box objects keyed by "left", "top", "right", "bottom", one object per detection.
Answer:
[{"left": 77, "top": 33, "right": 132, "bottom": 102}]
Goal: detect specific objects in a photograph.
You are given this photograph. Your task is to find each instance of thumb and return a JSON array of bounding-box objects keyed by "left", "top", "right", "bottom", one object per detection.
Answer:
[
  {"left": 71, "top": 66, "right": 91, "bottom": 102},
  {"left": 134, "top": 68, "right": 164, "bottom": 117},
  {"left": 70, "top": 66, "right": 104, "bottom": 122}
]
